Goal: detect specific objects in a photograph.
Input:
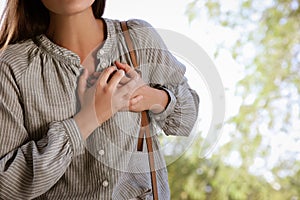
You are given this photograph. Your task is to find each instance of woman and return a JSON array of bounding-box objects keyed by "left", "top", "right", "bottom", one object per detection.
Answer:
[{"left": 0, "top": 0, "right": 199, "bottom": 199}]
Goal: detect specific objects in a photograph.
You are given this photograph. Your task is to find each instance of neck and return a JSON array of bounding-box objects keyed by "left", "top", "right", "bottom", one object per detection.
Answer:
[{"left": 46, "top": 7, "right": 105, "bottom": 63}]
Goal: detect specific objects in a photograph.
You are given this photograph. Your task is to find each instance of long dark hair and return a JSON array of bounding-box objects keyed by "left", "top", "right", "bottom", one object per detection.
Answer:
[{"left": 0, "top": 0, "right": 106, "bottom": 50}]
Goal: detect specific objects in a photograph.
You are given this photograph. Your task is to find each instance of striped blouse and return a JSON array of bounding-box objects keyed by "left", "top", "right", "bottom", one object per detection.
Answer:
[{"left": 0, "top": 18, "right": 199, "bottom": 199}]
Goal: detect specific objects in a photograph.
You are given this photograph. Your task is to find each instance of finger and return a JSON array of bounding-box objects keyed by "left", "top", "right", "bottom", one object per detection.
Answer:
[
  {"left": 115, "top": 61, "right": 132, "bottom": 73},
  {"left": 106, "top": 70, "right": 118, "bottom": 83},
  {"left": 126, "top": 68, "right": 140, "bottom": 79},
  {"left": 119, "top": 75, "right": 131, "bottom": 85},
  {"left": 130, "top": 95, "right": 143, "bottom": 106},
  {"left": 97, "top": 66, "right": 117, "bottom": 87},
  {"left": 77, "top": 68, "right": 89, "bottom": 103},
  {"left": 115, "top": 61, "right": 141, "bottom": 80},
  {"left": 91, "top": 71, "right": 101, "bottom": 79},
  {"left": 107, "top": 70, "right": 125, "bottom": 90},
  {"left": 120, "top": 95, "right": 143, "bottom": 112},
  {"left": 128, "top": 96, "right": 144, "bottom": 112},
  {"left": 118, "top": 76, "right": 141, "bottom": 96},
  {"left": 88, "top": 78, "right": 97, "bottom": 86}
]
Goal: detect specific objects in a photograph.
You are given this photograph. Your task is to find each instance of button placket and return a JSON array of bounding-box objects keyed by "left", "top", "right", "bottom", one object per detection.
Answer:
[
  {"left": 96, "top": 48, "right": 108, "bottom": 71},
  {"left": 103, "top": 166, "right": 111, "bottom": 188},
  {"left": 96, "top": 60, "right": 109, "bottom": 71},
  {"left": 96, "top": 144, "right": 111, "bottom": 189}
]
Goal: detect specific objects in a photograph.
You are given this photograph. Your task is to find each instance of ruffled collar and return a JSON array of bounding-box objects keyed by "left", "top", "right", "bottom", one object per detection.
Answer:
[{"left": 35, "top": 18, "right": 115, "bottom": 66}]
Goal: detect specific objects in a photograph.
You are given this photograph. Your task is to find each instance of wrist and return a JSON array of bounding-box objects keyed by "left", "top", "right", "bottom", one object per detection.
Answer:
[
  {"left": 149, "top": 87, "right": 169, "bottom": 114},
  {"left": 74, "top": 109, "right": 99, "bottom": 140}
]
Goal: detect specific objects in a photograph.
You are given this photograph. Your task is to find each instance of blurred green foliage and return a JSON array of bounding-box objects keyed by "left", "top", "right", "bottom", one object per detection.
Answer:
[{"left": 168, "top": 0, "right": 300, "bottom": 199}]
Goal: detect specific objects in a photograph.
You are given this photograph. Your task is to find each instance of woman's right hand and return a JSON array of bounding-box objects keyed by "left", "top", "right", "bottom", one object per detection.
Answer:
[{"left": 74, "top": 66, "right": 143, "bottom": 140}]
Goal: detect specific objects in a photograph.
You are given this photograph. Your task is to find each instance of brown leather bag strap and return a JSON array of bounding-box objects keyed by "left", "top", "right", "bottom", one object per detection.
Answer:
[
  {"left": 120, "top": 21, "right": 159, "bottom": 200},
  {"left": 120, "top": 21, "right": 138, "bottom": 68},
  {"left": 143, "top": 111, "right": 159, "bottom": 200},
  {"left": 120, "top": 21, "right": 145, "bottom": 151}
]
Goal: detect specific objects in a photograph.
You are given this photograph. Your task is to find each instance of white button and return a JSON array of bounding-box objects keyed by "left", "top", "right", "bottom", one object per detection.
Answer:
[
  {"left": 97, "top": 49, "right": 105, "bottom": 59},
  {"left": 101, "top": 62, "right": 107, "bottom": 68},
  {"left": 102, "top": 180, "right": 109, "bottom": 187},
  {"left": 98, "top": 149, "right": 105, "bottom": 156},
  {"left": 99, "top": 49, "right": 105, "bottom": 55}
]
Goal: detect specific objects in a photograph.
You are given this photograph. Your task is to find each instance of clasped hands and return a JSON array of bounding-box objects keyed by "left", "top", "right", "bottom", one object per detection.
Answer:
[{"left": 74, "top": 61, "right": 169, "bottom": 139}]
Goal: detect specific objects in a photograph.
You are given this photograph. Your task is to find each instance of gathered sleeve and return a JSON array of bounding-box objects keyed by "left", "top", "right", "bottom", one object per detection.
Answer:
[
  {"left": 127, "top": 19, "right": 200, "bottom": 137},
  {"left": 0, "top": 62, "right": 85, "bottom": 199}
]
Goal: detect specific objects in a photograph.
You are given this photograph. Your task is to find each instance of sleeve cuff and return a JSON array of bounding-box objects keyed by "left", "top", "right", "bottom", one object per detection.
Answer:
[
  {"left": 149, "top": 86, "right": 177, "bottom": 122},
  {"left": 62, "top": 118, "right": 86, "bottom": 157}
]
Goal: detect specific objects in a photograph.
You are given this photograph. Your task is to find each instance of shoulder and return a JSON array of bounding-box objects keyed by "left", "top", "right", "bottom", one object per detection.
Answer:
[
  {"left": 126, "top": 19, "right": 153, "bottom": 29},
  {"left": 106, "top": 18, "right": 153, "bottom": 30},
  {"left": 107, "top": 18, "right": 166, "bottom": 49},
  {"left": 126, "top": 19, "right": 160, "bottom": 41},
  {"left": 0, "top": 39, "right": 39, "bottom": 81}
]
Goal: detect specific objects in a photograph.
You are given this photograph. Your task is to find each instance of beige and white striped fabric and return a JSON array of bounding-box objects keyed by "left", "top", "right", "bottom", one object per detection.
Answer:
[{"left": 0, "top": 18, "right": 199, "bottom": 199}]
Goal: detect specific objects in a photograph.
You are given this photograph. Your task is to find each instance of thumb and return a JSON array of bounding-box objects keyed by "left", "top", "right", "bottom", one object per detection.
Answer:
[{"left": 77, "top": 68, "right": 89, "bottom": 102}]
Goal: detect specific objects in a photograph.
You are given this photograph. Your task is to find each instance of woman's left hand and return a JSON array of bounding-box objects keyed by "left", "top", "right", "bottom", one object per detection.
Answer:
[{"left": 115, "top": 61, "right": 169, "bottom": 113}]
